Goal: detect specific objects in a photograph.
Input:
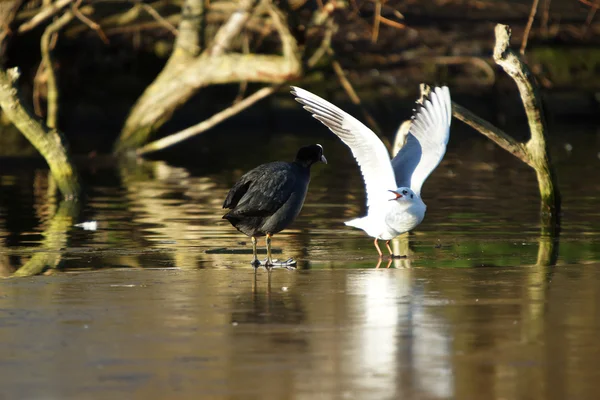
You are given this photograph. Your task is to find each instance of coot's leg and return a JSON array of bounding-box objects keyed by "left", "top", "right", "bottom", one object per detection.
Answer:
[
  {"left": 261, "top": 234, "right": 296, "bottom": 269},
  {"left": 385, "top": 240, "right": 394, "bottom": 256},
  {"left": 251, "top": 236, "right": 259, "bottom": 267},
  {"left": 374, "top": 238, "right": 383, "bottom": 257},
  {"left": 266, "top": 233, "right": 273, "bottom": 267}
]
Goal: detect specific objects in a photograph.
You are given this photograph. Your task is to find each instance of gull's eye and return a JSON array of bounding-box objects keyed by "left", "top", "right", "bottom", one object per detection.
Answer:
[{"left": 402, "top": 190, "right": 408, "bottom": 195}]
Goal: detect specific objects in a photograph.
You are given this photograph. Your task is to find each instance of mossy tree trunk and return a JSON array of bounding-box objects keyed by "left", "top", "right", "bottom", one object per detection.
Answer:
[
  {"left": 492, "top": 24, "right": 560, "bottom": 235},
  {"left": 0, "top": 68, "right": 80, "bottom": 199}
]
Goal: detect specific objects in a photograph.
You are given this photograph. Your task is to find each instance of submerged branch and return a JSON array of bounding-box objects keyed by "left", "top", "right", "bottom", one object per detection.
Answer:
[
  {"left": 12, "top": 199, "right": 79, "bottom": 277},
  {"left": 493, "top": 23, "right": 559, "bottom": 226},
  {"left": 452, "top": 102, "right": 530, "bottom": 165},
  {"left": 0, "top": 68, "right": 80, "bottom": 199}
]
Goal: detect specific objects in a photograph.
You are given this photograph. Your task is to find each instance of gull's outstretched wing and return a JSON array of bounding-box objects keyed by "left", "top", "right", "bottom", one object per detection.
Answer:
[
  {"left": 391, "top": 86, "right": 452, "bottom": 195},
  {"left": 291, "top": 86, "right": 396, "bottom": 208}
]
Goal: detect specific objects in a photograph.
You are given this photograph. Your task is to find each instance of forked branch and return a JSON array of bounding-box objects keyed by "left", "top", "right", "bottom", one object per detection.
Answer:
[{"left": 448, "top": 23, "right": 559, "bottom": 233}]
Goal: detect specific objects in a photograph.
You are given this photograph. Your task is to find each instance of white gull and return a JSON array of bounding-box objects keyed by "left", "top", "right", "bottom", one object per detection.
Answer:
[{"left": 291, "top": 86, "right": 452, "bottom": 257}]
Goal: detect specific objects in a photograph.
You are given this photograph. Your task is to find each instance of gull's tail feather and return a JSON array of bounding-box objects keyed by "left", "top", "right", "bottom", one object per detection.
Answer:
[{"left": 345, "top": 217, "right": 368, "bottom": 230}]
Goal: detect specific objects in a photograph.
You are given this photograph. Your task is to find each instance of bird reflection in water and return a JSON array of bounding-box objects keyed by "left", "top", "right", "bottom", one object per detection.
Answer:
[{"left": 231, "top": 271, "right": 306, "bottom": 326}]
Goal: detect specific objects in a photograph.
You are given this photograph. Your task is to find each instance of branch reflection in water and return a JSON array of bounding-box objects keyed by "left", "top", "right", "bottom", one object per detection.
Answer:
[{"left": 11, "top": 172, "right": 79, "bottom": 277}]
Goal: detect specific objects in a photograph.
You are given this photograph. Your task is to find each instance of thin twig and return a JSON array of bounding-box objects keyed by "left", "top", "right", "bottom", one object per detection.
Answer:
[
  {"left": 137, "top": 13, "right": 336, "bottom": 155},
  {"left": 521, "top": 0, "right": 540, "bottom": 55},
  {"left": 72, "top": 1, "right": 109, "bottom": 44},
  {"left": 41, "top": 11, "right": 75, "bottom": 129},
  {"left": 234, "top": 33, "right": 250, "bottom": 104},
  {"left": 582, "top": 0, "right": 600, "bottom": 36},
  {"left": 329, "top": 49, "right": 382, "bottom": 134},
  {"left": 371, "top": 0, "right": 381, "bottom": 43},
  {"left": 452, "top": 102, "right": 530, "bottom": 165},
  {"left": 137, "top": 85, "right": 280, "bottom": 155},
  {"left": 307, "top": 19, "right": 335, "bottom": 67},
  {"left": 541, "top": 0, "right": 551, "bottom": 35},
  {"left": 425, "top": 56, "right": 495, "bottom": 86},
  {"left": 33, "top": 62, "right": 45, "bottom": 117},
  {"left": 18, "top": 0, "right": 73, "bottom": 33},
  {"left": 141, "top": 3, "right": 179, "bottom": 36},
  {"left": 378, "top": 15, "right": 405, "bottom": 30}
]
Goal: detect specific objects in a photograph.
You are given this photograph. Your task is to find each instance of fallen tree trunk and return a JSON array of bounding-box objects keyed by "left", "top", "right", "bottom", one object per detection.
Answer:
[{"left": 115, "top": 0, "right": 301, "bottom": 154}]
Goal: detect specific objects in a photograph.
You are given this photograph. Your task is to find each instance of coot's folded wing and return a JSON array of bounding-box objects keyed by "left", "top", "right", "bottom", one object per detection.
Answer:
[{"left": 223, "top": 163, "right": 296, "bottom": 217}]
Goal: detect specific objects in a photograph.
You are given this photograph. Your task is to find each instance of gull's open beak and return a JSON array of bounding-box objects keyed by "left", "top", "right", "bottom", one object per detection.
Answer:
[
  {"left": 388, "top": 190, "right": 402, "bottom": 201},
  {"left": 320, "top": 155, "right": 328, "bottom": 164}
]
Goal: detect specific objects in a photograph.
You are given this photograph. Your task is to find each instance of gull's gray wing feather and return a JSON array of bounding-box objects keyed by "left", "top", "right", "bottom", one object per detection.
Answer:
[
  {"left": 291, "top": 86, "right": 396, "bottom": 208},
  {"left": 391, "top": 86, "right": 452, "bottom": 195}
]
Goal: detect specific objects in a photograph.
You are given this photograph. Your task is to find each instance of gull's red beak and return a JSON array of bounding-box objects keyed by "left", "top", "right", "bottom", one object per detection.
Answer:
[{"left": 388, "top": 190, "right": 402, "bottom": 200}]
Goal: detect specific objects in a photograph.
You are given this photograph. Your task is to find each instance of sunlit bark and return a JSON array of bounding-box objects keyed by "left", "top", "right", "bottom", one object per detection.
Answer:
[
  {"left": 115, "top": 0, "right": 301, "bottom": 153},
  {"left": 0, "top": 68, "right": 80, "bottom": 199}
]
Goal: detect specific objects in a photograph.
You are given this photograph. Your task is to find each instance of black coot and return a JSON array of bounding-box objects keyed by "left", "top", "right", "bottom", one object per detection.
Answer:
[{"left": 223, "top": 144, "right": 327, "bottom": 267}]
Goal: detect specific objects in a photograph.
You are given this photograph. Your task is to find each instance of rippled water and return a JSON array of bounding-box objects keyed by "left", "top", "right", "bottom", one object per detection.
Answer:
[{"left": 0, "top": 125, "right": 599, "bottom": 398}]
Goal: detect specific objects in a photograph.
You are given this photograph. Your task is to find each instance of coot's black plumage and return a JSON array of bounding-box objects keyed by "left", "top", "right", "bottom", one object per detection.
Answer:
[{"left": 223, "top": 144, "right": 327, "bottom": 267}]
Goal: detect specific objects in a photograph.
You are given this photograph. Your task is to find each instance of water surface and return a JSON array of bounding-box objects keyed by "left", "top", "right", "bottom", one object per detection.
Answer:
[{"left": 0, "top": 125, "right": 599, "bottom": 398}]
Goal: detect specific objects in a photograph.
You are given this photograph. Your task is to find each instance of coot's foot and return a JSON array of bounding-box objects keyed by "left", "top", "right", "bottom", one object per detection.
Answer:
[{"left": 258, "top": 258, "right": 297, "bottom": 269}]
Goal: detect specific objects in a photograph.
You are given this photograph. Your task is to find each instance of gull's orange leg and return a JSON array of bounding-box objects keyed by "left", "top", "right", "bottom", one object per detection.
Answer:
[
  {"left": 385, "top": 240, "right": 393, "bottom": 256},
  {"left": 374, "top": 238, "right": 383, "bottom": 257}
]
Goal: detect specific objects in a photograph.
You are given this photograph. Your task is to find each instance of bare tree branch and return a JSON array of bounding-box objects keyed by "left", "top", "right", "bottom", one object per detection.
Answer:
[
  {"left": 41, "top": 10, "right": 74, "bottom": 128},
  {"left": 208, "top": 0, "right": 259, "bottom": 56},
  {"left": 18, "top": 0, "right": 73, "bottom": 33},
  {"left": 136, "top": 14, "right": 335, "bottom": 155},
  {"left": 371, "top": 0, "right": 381, "bottom": 43},
  {"left": 452, "top": 102, "right": 530, "bottom": 164},
  {"left": 329, "top": 49, "right": 382, "bottom": 135},
  {"left": 521, "top": 0, "right": 540, "bottom": 54},
  {"left": 137, "top": 85, "right": 279, "bottom": 155},
  {"left": 72, "top": 0, "right": 109, "bottom": 44},
  {"left": 140, "top": 2, "right": 179, "bottom": 36}
]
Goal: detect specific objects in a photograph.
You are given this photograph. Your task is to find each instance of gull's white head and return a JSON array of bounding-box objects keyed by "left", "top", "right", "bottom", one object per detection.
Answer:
[{"left": 388, "top": 187, "right": 417, "bottom": 202}]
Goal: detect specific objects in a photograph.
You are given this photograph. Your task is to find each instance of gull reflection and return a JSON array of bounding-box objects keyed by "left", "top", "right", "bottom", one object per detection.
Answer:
[
  {"left": 411, "top": 296, "right": 454, "bottom": 398},
  {"left": 347, "top": 268, "right": 453, "bottom": 399}
]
